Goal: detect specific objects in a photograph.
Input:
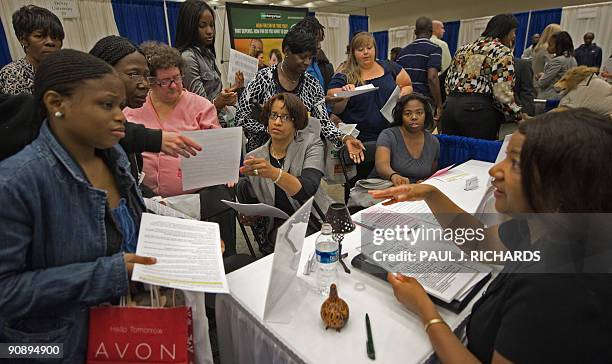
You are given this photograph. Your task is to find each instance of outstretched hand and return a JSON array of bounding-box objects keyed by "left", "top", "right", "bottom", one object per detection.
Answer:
[
  {"left": 368, "top": 183, "right": 435, "bottom": 205},
  {"left": 161, "top": 132, "right": 202, "bottom": 158}
]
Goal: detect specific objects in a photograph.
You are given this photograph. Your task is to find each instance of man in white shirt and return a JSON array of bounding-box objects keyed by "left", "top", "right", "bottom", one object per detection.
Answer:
[{"left": 430, "top": 20, "right": 451, "bottom": 73}]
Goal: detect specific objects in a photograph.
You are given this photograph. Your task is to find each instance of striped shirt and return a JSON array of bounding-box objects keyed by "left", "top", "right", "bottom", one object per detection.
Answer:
[{"left": 396, "top": 38, "right": 442, "bottom": 97}]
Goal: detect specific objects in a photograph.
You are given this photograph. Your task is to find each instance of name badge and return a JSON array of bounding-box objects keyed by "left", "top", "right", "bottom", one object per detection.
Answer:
[{"left": 465, "top": 176, "right": 479, "bottom": 191}]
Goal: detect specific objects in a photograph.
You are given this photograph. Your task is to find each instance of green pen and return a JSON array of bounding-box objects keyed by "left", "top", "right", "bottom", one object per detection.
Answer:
[{"left": 366, "top": 313, "right": 375, "bottom": 360}]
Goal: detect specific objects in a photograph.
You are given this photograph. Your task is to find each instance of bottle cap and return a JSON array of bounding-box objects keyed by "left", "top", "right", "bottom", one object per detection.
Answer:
[{"left": 321, "top": 223, "right": 333, "bottom": 234}]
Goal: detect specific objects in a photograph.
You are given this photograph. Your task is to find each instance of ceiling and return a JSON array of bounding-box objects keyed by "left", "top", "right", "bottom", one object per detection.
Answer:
[{"left": 207, "top": 0, "right": 402, "bottom": 14}]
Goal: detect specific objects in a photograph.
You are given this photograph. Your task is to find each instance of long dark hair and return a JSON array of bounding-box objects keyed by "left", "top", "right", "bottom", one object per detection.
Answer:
[
  {"left": 174, "top": 0, "right": 216, "bottom": 55},
  {"left": 518, "top": 109, "right": 612, "bottom": 212},
  {"left": 551, "top": 31, "right": 575, "bottom": 57}
]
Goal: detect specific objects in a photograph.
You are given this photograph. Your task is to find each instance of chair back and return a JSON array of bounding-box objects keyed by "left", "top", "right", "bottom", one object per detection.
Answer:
[{"left": 435, "top": 134, "right": 502, "bottom": 168}]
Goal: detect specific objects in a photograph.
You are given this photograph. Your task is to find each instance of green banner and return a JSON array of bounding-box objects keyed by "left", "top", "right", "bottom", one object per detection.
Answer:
[{"left": 226, "top": 4, "right": 307, "bottom": 43}]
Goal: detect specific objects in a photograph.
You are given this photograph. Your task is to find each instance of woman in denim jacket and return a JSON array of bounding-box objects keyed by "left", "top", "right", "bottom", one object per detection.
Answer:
[{"left": 0, "top": 50, "right": 156, "bottom": 362}]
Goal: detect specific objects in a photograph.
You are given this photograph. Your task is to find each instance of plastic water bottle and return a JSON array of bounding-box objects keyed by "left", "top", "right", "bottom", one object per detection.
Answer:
[{"left": 315, "top": 223, "right": 339, "bottom": 296}]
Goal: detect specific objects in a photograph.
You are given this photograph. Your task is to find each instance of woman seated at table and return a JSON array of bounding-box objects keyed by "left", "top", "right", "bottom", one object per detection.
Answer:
[
  {"left": 373, "top": 93, "right": 439, "bottom": 186},
  {"left": 370, "top": 109, "right": 612, "bottom": 363},
  {"left": 327, "top": 32, "right": 413, "bottom": 143},
  {"left": 0, "top": 49, "right": 156, "bottom": 362},
  {"left": 237, "top": 93, "right": 334, "bottom": 253},
  {"left": 123, "top": 41, "right": 237, "bottom": 254}
]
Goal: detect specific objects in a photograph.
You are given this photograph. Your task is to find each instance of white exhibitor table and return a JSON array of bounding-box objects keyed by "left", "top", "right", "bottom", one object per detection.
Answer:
[{"left": 216, "top": 160, "right": 495, "bottom": 364}]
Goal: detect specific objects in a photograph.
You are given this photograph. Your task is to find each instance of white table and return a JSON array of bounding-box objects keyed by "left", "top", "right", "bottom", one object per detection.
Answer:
[{"left": 216, "top": 160, "right": 494, "bottom": 364}]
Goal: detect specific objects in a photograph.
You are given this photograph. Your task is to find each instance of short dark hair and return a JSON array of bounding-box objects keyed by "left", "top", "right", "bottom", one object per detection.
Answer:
[
  {"left": 391, "top": 93, "right": 434, "bottom": 130},
  {"left": 518, "top": 109, "right": 612, "bottom": 212},
  {"left": 12, "top": 5, "right": 64, "bottom": 41},
  {"left": 259, "top": 93, "right": 308, "bottom": 131},
  {"left": 282, "top": 28, "right": 317, "bottom": 55},
  {"left": 481, "top": 14, "right": 518, "bottom": 40},
  {"left": 34, "top": 49, "right": 115, "bottom": 115},
  {"left": 174, "top": 0, "right": 216, "bottom": 54},
  {"left": 139, "top": 41, "right": 185, "bottom": 76},
  {"left": 415, "top": 17, "right": 433, "bottom": 37},
  {"left": 390, "top": 47, "right": 402, "bottom": 54},
  {"left": 551, "top": 31, "right": 574, "bottom": 57},
  {"left": 89, "top": 35, "right": 141, "bottom": 66},
  {"left": 293, "top": 16, "right": 325, "bottom": 41}
]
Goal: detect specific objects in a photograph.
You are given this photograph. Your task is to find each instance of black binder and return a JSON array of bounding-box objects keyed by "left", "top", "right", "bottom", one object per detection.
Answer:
[{"left": 351, "top": 253, "right": 491, "bottom": 314}]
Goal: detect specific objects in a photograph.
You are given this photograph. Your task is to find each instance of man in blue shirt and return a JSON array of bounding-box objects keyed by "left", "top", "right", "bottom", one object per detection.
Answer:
[
  {"left": 396, "top": 17, "right": 443, "bottom": 123},
  {"left": 575, "top": 32, "right": 603, "bottom": 70}
]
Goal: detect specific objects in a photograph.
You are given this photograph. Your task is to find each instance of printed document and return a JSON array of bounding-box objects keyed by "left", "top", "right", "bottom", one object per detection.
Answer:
[
  {"left": 181, "top": 127, "right": 242, "bottom": 190},
  {"left": 333, "top": 84, "right": 379, "bottom": 98},
  {"left": 227, "top": 49, "right": 258, "bottom": 85},
  {"left": 132, "top": 213, "right": 229, "bottom": 293},
  {"left": 221, "top": 200, "right": 290, "bottom": 220}
]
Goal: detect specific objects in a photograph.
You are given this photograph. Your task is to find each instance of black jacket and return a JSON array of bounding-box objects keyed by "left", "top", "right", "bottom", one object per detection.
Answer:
[{"left": 513, "top": 58, "right": 535, "bottom": 116}]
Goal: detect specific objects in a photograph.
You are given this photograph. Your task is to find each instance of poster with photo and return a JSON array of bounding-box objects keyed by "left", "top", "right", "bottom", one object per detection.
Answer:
[{"left": 226, "top": 3, "right": 307, "bottom": 66}]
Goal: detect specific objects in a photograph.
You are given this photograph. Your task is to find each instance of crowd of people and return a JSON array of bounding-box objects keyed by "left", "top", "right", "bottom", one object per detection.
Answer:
[{"left": 0, "top": 1, "right": 611, "bottom": 363}]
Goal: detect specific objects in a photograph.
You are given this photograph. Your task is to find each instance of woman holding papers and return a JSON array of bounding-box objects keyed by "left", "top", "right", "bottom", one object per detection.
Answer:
[
  {"left": 123, "top": 42, "right": 237, "bottom": 254},
  {"left": 237, "top": 93, "right": 334, "bottom": 254},
  {"left": 373, "top": 93, "right": 439, "bottom": 185},
  {"left": 235, "top": 27, "right": 365, "bottom": 163},
  {"left": 370, "top": 109, "right": 612, "bottom": 363},
  {"left": 327, "top": 32, "right": 413, "bottom": 143},
  {"left": 0, "top": 50, "right": 157, "bottom": 362},
  {"left": 175, "top": 0, "right": 243, "bottom": 116}
]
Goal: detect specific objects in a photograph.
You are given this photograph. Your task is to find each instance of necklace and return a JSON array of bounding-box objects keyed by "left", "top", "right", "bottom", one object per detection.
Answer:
[
  {"left": 280, "top": 62, "right": 299, "bottom": 83},
  {"left": 270, "top": 147, "right": 286, "bottom": 168}
]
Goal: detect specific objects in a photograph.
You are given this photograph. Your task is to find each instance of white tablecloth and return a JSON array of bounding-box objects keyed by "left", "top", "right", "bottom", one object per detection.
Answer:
[{"left": 217, "top": 160, "right": 495, "bottom": 364}]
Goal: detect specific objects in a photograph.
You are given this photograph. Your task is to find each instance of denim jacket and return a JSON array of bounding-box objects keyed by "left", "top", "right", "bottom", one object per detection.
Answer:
[{"left": 0, "top": 122, "right": 145, "bottom": 363}]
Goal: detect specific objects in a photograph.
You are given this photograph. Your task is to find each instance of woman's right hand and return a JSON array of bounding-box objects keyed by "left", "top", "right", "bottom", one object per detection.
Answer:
[
  {"left": 124, "top": 254, "right": 156, "bottom": 277},
  {"left": 369, "top": 183, "right": 436, "bottom": 205},
  {"left": 214, "top": 88, "right": 238, "bottom": 109},
  {"left": 391, "top": 174, "right": 410, "bottom": 186}
]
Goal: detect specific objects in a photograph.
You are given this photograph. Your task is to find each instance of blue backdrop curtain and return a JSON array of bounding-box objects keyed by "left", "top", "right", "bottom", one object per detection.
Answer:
[
  {"left": 0, "top": 18, "right": 12, "bottom": 67},
  {"left": 442, "top": 21, "right": 460, "bottom": 57},
  {"left": 526, "top": 8, "right": 562, "bottom": 47},
  {"left": 112, "top": 0, "right": 168, "bottom": 45},
  {"left": 373, "top": 31, "right": 388, "bottom": 60},
  {"left": 435, "top": 135, "right": 502, "bottom": 169},
  {"left": 513, "top": 12, "right": 530, "bottom": 58},
  {"left": 349, "top": 15, "right": 368, "bottom": 42},
  {"left": 166, "top": 1, "right": 181, "bottom": 46}
]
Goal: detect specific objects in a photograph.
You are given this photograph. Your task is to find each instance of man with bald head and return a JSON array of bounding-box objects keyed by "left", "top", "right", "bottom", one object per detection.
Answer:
[
  {"left": 430, "top": 20, "right": 451, "bottom": 73},
  {"left": 575, "top": 32, "right": 602, "bottom": 70}
]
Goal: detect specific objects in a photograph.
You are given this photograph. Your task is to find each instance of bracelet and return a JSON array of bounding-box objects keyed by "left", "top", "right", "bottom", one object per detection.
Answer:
[
  {"left": 424, "top": 318, "right": 447, "bottom": 332},
  {"left": 389, "top": 173, "right": 399, "bottom": 181},
  {"left": 273, "top": 168, "right": 283, "bottom": 184}
]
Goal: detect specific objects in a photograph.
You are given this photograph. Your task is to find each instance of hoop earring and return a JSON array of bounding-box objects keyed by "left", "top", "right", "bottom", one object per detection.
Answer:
[{"left": 54, "top": 111, "right": 63, "bottom": 118}]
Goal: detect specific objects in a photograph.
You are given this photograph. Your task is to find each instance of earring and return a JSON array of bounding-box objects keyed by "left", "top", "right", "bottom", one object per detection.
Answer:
[{"left": 54, "top": 111, "right": 63, "bottom": 118}]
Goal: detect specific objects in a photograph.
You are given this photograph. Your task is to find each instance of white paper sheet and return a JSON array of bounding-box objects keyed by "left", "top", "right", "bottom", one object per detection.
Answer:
[
  {"left": 227, "top": 49, "right": 258, "bottom": 86},
  {"left": 221, "top": 200, "right": 290, "bottom": 220},
  {"left": 132, "top": 213, "right": 229, "bottom": 293},
  {"left": 380, "top": 85, "right": 401, "bottom": 123},
  {"left": 144, "top": 198, "right": 195, "bottom": 220},
  {"left": 180, "top": 127, "right": 242, "bottom": 190},
  {"left": 433, "top": 168, "right": 471, "bottom": 182},
  {"left": 333, "top": 84, "right": 379, "bottom": 98}
]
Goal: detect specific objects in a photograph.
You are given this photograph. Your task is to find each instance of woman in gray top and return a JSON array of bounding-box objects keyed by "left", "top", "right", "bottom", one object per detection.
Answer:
[
  {"left": 374, "top": 93, "right": 439, "bottom": 185},
  {"left": 536, "top": 31, "right": 577, "bottom": 100},
  {"left": 175, "top": 0, "right": 243, "bottom": 115}
]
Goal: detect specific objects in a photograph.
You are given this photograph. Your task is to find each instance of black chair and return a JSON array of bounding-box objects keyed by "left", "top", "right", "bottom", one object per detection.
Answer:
[{"left": 338, "top": 140, "right": 378, "bottom": 203}]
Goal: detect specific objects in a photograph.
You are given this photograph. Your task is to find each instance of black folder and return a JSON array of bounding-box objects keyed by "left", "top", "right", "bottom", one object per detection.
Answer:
[{"left": 351, "top": 253, "right": 491, "bottom": 314}]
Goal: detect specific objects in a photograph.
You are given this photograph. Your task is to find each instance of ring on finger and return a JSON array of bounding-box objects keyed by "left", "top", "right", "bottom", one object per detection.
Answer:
[{"left": 254, "top": 169, "right": 259, "bottom": 176}]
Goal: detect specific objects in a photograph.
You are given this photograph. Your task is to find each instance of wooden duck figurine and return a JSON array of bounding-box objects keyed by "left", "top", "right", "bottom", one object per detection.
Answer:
[{"left": 320, "top": 283, "right": 349, "bottom": 331}]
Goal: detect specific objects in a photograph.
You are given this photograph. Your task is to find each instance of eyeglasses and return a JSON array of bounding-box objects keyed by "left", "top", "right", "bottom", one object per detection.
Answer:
[
  {"left": 269, "top": 112, "right": 293, "bottom": 122},
  {"left": 403, "top": 110, "right": 425, "bottom": 118},
  {"left": 124, "top": 73, "right": 149, "bottom": 85},
  {"left": 147, "top": 76, "right": 183, "bottom": 87}
]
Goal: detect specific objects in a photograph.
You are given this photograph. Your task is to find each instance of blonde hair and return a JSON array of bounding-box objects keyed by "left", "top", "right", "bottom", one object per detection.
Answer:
[
  {"left": 343, "top": 32, "right": 377, "bottom": 85},
  {"left": 534, "top": 23, "right": 562, "bottom": 51}
]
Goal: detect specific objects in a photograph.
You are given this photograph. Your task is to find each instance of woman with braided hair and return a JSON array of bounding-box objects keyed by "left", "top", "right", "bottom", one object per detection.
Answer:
[{"left": 0, "top": 49, "right": 156, "bottom": 361}]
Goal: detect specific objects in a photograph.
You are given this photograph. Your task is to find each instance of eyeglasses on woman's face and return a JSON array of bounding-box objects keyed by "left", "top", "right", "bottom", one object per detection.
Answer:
[
  {"left": 268, "top": 112, "right": 293, "bottom": 122},
  {"left": 147, "top": 75, "right": 183, "bottom": 87}
]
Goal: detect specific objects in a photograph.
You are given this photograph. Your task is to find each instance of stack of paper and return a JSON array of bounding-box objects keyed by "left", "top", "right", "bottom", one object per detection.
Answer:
[{"left": 333, "top": 84, "right": 379, "bottom": 98}]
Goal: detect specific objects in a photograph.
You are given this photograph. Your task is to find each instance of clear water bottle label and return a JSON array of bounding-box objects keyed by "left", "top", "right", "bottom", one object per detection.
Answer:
[{"left": 316, "top": 249, "right": 338, "bottom": 264}]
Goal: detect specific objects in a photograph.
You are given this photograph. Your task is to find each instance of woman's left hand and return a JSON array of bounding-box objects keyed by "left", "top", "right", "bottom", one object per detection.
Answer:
[
  {"left": 240, "top": 156, "right": 279, "bottom": 179},
  {"left": 214, "top": 88, "right": 238, "bottom": 109},
  {"left": 161, "top": 132, "right": 202, "bottom": 157},
  {"left": 387, "top": 273, "right": 437, "bottom": 321},
  {"left": 344, "top": 135, "right": 365, "bottom": 164}
]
